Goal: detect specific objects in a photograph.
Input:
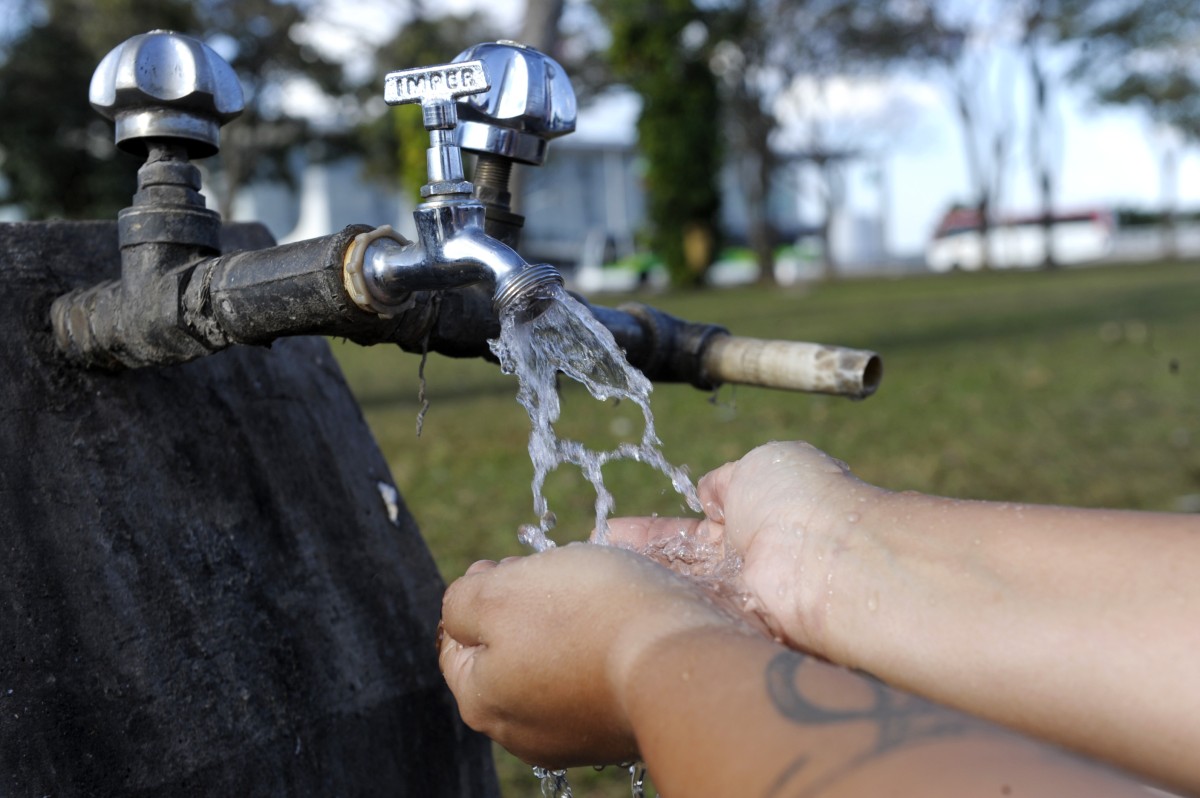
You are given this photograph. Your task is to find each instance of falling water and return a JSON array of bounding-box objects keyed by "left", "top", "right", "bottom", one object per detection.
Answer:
[
  {"left": 492, "top": 284, "right": 709, "bottom": 797},
  {"left": 490, "top": 283, "right": 701, "bottom": 551},
  {"left": 533, "top": 767, "right": 572, "bottom": 797},
  {"left": 629, "top": 762, "right": 649, "bottom": 797}
]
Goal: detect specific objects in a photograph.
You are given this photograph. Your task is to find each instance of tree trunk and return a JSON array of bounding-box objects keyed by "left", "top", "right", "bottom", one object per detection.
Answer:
[
  {"left": 737, "top": 108, "right": 777, "bottom": 286},
  {"left": 976, "top": 194, "right": 992, "bottom": 271},
  {"left": 1161, "top": 142, "right": 1179, "bottom": 260},
  {"left": 745, "top": 152, "right": 777, "bottom": 285},
  {"left": 508, "top": 0, "right": 566, "bottom": 214},
  {"left": 1039, "top": 171, "right": 1056, "bottom": 269},
  {"left": 1027, "top": 41, "right": 1058, "bottom": 270},
  {"left": 521, "top": 0, "right": 566, "bottom": 52}
]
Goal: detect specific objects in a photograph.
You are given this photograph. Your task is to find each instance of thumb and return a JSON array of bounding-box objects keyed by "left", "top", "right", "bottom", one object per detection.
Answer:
[
  {"left": 698, "top": 460, "right": 737, "bottom": 523},
  {"left": 438, "top": 620, "right": 483, "bottom": 696},
  {"left": 441, "top": 559, "right": 499, "bottom": 647}
]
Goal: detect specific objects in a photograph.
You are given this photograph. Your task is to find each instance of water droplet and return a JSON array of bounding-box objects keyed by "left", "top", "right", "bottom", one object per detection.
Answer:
[
  {"left": 532, "top": 766, "right": 573, "bottom": 797},
  {"left": 629, "top": 763, "right": 648, "bottom": 797},
  {"left": 846, "top": 512, "right": 860, "bottom": 524}
]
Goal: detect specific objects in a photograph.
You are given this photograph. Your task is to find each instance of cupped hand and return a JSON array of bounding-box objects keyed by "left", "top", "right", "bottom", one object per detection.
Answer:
[
  {"left": 604, "top": 441, "right": 884, "bottom": 654},
  {"left": 438, "top": 543, "right": 752, "bottom": 769}
]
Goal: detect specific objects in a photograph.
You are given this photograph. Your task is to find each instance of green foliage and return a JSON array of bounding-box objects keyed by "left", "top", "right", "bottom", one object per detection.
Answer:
[
  {"left": 0, "top": 0, "right": 196, "bottom": 218},
  {"left": 331, "top": 259, "right": 1200, "bottom": 795},
  {"left": 1057, "top": 0, "right": 1200, "bottom": 140},
  {"left": 596, "top": 0, "right": 723, "bottom": 287},
  {"left": 0, "top": 0, "right": 350, "bottom": 220}
]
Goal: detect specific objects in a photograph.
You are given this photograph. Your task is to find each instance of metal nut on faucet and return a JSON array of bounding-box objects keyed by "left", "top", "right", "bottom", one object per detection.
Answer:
[
  {"left": 89, "top": 29, "right": 244, "bottom": 158},
  {"left": 452, "top": 41, "right": 577, "bottom": 165}
]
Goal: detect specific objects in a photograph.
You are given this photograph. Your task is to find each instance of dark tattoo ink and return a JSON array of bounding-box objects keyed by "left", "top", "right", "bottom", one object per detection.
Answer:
[{"left": 764, "top": 650, "right": 971, "bottom": 798}]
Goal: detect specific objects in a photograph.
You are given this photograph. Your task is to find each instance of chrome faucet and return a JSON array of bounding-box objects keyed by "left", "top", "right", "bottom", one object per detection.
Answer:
[
  {"left": 453, "top": 41, "right": 577, "bottom": 248},
  {"left": 341, "top": 54, "right": 565, "bottom": 320}
]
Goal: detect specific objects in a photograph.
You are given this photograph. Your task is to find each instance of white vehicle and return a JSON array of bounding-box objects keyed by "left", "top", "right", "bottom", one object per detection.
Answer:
[{"left": 926, "top": 209, "right": 1114, "bottom": 272}]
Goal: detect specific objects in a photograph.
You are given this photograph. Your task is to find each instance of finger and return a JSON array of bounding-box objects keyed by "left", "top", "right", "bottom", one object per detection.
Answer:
[
  {"left": 464, "top": 558, "right": 498, "bottom": 576},
  {"left": 438, "top": 629, "right": 483, "bottom": 707},
  {"left": 441, "top": 568, "right": 496, "bottom": 647},
  {"left": 601, "top": 516, "right": 705, "bottom": 549},
  {"left": 697, "top": 460, "right": 738, "bottom": 522}
]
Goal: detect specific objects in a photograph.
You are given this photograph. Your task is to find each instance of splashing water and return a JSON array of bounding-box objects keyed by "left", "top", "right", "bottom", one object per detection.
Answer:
[
  {"left": 629, "top": 762, "right": 649, "bottom": 797},
  {"left": 494, "top": 285, "right": 719, "bottom": 797},
  {"left": 490, "top": 284, "right": 702, "bottom": 550},
  {"left": 533, "top": 767, "right": 572, "bottom": 797}
]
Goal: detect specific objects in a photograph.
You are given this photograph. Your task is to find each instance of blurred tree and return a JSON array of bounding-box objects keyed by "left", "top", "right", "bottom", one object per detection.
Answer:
[
  {"left": 0, "top": 0, "right": 352, "bottom": 221},
  {"left": 706, "top": 0, "right": 778, "bottom": 283},
  {"left": 198, "top": 0, "right": 352, "bottom": 220},
  {"left": 1013, "top": 0, "right": 1068, "bottom": 269},
  {"left": 0, "top": 0, "right": 195, "bottom": 219},
  {"left": 941, "top": 9, "right": 1015, "bottom": 273},
  {"left": 1055, "top": 0, "right": 1200, "bottom": 260},
  {"left": 521, "top": 0, "right": 565, "bottom": 53},
  {"left": 867, "top": 0, "right": 1198, "bottom": 268},
  {"left": 596, "top": 0, "right": 723, "bottom": 287},
  {"left": 1059, "top": 0, "right": 1200, "bottom": 138},
  {"left": 991, "top": 0, "right": 1184, "bottom": 269},
  {"left": 836, "top": 2, "right": 1028, "bottom": 271},
  {"left": 710, "top": 0, "right": 950, "bottom": 282}
]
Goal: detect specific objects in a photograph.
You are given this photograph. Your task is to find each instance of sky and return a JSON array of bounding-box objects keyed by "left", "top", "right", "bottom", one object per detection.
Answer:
[{"left": 305, "top": 0, "right": 1200, "bottom": 258}]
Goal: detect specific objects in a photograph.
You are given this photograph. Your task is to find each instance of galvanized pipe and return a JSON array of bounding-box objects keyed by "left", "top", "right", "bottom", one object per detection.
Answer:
[{"left": 700, "top": 335, "right": 882, "bottom": 399}]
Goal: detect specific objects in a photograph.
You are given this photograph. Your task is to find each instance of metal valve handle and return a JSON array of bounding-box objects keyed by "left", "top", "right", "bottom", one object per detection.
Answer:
[
  {"left": 384, "top": 60, "right": 491, "bottom": 197},
  {"left": 453, "top": 42, "right": 576, "bottom": 166},
  {"left": 89, "top": 29, "right": 243, "bottom": 159}
]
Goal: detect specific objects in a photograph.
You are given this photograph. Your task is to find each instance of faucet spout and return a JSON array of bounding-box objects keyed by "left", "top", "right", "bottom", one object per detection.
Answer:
[{"left": 345, "top": 199, "right": 562, "bottom": 319}]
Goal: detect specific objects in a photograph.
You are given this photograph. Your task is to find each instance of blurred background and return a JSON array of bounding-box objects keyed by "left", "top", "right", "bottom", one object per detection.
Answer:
[
  {"left": 5, "top": 0, "right": 1200, "bottom": 281},
  {"left": 3, "top": 1, "right": 1199, "bottom": 795}
]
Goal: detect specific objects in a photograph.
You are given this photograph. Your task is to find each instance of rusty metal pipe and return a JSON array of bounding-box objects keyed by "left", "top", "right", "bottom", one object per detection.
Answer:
[{"left": 52, "top": 226, "right": 881, "bottom": 399}]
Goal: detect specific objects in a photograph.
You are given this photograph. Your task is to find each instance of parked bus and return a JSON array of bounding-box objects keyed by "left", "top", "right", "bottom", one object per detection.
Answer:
[{"left": 926, "top": 208, "right": 1114, "bottom": 272}]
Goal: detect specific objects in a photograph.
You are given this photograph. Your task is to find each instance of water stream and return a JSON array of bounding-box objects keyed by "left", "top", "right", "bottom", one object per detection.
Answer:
[
  {"left": 491, "top": 284, "right": 707, "bottom": 797},
  {"left": 490, "top": 283, "right": 702, "bottom": 551}
]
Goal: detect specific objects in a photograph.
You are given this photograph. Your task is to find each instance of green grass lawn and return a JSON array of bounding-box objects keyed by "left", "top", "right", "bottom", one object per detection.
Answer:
[{"left": 331, "top": 259, "right": 1200, "bottom": 797}]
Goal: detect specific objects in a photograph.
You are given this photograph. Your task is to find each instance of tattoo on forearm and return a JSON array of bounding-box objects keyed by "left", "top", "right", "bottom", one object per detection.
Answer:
[{"left": 764, "top": 650, "right": 970, "bottom": 797}]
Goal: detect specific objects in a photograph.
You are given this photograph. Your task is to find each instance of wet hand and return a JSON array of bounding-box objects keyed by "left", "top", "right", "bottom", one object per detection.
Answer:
[
  {"left": 605, "top": 441, "right": 885, "bottom": 654},
  {"left": 438, "top": 543, "right": 747, "bottom": 769}
]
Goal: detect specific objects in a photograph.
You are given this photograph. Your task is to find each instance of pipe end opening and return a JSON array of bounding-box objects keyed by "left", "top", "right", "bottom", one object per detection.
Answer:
[
  {"left": 859, "top": 354, "right": 883, "bottom": 398},
  {"left": 493, "top": 263, "right": 564, "bottom": 318}
]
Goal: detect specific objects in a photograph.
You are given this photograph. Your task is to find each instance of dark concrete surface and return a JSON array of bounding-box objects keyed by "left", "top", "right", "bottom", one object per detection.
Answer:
[{"left": 0, "top": 221, "right": 497, "bottom": 796}]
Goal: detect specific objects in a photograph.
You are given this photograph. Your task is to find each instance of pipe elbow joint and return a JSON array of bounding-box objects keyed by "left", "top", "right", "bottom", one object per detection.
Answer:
[
  {"left": 344, "top": 217, "right": 562, "bottom": 319},
  {"left": 51, "top": 260, "right": 214, "bottom": 370}
]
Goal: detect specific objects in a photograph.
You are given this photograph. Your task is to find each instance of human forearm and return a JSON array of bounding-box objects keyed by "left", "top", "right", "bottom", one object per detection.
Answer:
[
  {"left": 820, "top": 491, "right": 1200, "bottom": 792},
  {"left": 608, "top": 441, "right": 1200, "bottom": 791},
  {"left": 618, "top": 627, "right": 1144, "bottom": 798}
]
